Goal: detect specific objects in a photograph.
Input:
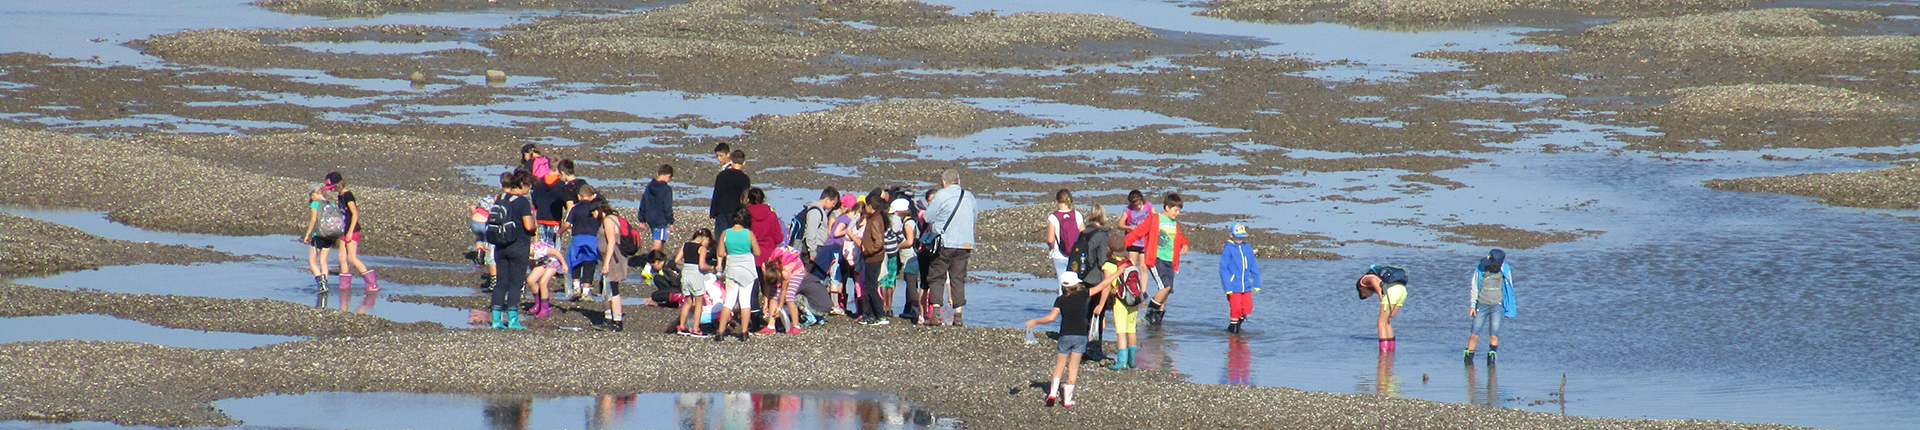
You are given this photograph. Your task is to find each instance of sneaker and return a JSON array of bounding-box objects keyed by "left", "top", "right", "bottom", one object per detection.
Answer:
[
  {"left": 1145, "top": 309, "right": 1164, "bottom": 325},
  {"left": 829, "top": 307, "right": 847, "bottom": 316},
  {"left": 737, "top": 332, "right": 750, "bottom": 342},
  {"left": 874, "top": 318, "right": 890, "bottom": 326},
  {"left": 690, "top": 330, "right": 714, "bottom": 338},
  {"left": 675, "top": 327, "right": 691, "bottom": 336},
  {"left": 786, "top": 326, "right": 803, "bottom": 335},
  {"left": 1045, "top": 396, "right": 1057, "bottom": 407},
  {"left": 1463, "top": 349, "right": 1475, "bottom": 363},
  {"left": 951, "top": 313, "right": 963, "bottom": 327},
  {"left": 754, "top": 327, "right": 777, "bottom": 334},
  {"left": 1487, "top": 350, "right": 1497, "bottom": 364}
]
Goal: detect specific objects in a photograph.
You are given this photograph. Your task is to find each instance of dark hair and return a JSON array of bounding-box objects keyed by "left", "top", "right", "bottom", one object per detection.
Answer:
[
  {"left": 1127, "top": 190, "right": 1145, "bottom": 206},
  {"left": 576, "top": 183, "right": 596, "bottom": 199},
  {"left": 729, "top": 149, "right": 747, "bottom": 165},
  {"left": 658, "top": 164, "right": 675, "bottom": 177},
  {"left": 556, "top": 159, "right": 575, "bottom": 175},
  {"left": 647, "top": 250, "right": 667, "bottom": 264},
  {"left": 324, "top": 172, "right": 344, "bottom": 187},
  {"left": 592, "top": 203, "right": 616, "bottom": 217},
  {"left": 865, "top": 188, "right": 890, "bottom": 229},
  {"left": 692, "top": 228, "right": 713, "bottom": 241},
  {"left": 499, "top": 172, "right": 516, "bottom": 188},
  {"left": 761, "top": 258, "right": 785, "bottom": 289},
  {"left": 1163, "top": 192, "right": 1183, "bottom": 209},
  {"left": 820, "top": 186, "right": 839, "bottom": 205},
  {"left": 713, "top": 142, "right": 731, "bottom": 154},
  {"left": 521, "top": 143, "right": 538, "bottom": 156},
  {"left": 1055, "top": 189, "right": 1072, "bottom": 205},
  {"left": 511, "top": 170, "right": 534, "bottom": 188},
  {"left": 733, "top": 207, "right": 753, "bottom": 228},
  {"left": 746, "top": 187, "right": 766, "bottom": 205}
]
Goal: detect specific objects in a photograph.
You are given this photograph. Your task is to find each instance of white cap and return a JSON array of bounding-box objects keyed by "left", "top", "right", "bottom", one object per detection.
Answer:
[
  {"left": 889, "top": 199, "right": 909, "bottom": 213},
  {"left": 1058, "top": 271, "right": 1081, "bottom": 287}
]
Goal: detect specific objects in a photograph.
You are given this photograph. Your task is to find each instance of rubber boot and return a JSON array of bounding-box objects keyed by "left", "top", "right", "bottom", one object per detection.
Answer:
[
  {"left": 611, "top": 319, "right": 624, "bottom": 332},
  {"left": 1128, "top": 346, "right": 1139, "bottom": 368},
  {"left": 361, "top": 269, "right": 380, "bottom": 292},
  {"left": 338, "top": 273, "right": 352, "bottom": 290},
  {"left": 479, "top": 275, "right": 495, "bottom": 293},
  {"left": 1109, "top": 348, "right": 1129, "bottom": 370},
  {"left": 490, "top": 307, "right": 506, "bottom": 329},
  {"left": 532, "top": 299, "right": 550, "bottom": 319},
  {"left": 505, "top": 310, "right": 528, "bottom": 330},
  {"left": 314, "top": 276, "right": 329, "bottom": 294}
]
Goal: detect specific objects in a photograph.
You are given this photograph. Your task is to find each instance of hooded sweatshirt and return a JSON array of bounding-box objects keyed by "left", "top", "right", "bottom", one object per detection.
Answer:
[
  {"left": 1219, "top": 240, "right": 1260, "bottom": 293},
  {"left": 1123, "top": 213, "right": 1188, "bottom": 271}
]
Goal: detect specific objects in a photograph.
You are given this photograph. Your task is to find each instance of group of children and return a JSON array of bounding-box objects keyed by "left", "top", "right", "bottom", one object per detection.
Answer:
[{"left": 302, "top": 142, "right": 1522, "bottom": 408}]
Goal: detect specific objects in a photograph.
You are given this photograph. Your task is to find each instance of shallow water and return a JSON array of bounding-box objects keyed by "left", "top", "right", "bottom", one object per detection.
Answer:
[
  {"left": 0, "top": 391, "right": 952, "bottom": 430},
  {"left": 0, "top": 314, "right": 296, "bottom": 349},
  {"left": 4, "top": 0, "right": 1919, "bottom": 428}
]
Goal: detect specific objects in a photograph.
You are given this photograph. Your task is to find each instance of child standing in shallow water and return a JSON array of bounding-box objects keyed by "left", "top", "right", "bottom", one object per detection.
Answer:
[
  {"left": 1027, "top": 272, "right": 1092, "bottom": 408},
  {"left": 1357, "top": 264, "right": 1409, "bottom": 352},
  {"left": 325, "top": 172, "right": 379, "bottom": 292}
]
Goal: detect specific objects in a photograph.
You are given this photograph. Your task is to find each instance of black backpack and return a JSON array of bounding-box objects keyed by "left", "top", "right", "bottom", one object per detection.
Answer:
[
  {"left": 1067, "top": 227, "right": 1109, "bottom": 282},
  {"left": 483, "top": 194, "right": 524, "bottom": 246},
  {"left": 1369, "top": 264, "right": 1410, "bottom": 286}
]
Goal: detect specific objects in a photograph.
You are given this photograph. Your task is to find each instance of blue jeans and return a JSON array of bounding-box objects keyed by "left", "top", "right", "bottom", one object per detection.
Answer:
[
  {"left": 1056, "top": 335, "right": 1088, "bottom": 354},
  {"left": 1469, "top": 303, "right": 1503, "bottom": 337}
]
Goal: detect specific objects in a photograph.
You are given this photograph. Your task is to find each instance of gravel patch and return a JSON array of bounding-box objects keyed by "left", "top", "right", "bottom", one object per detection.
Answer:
[
  {"left": 1706, "top": 165, "right": 1920, "bottom": 210},
  {"left": 744, "top": 99, "right": 1047, "bottom": 151},
  {"left": 1659, "top": 84, "right": 1911, "bottom": 119},
  {"left": 1196, "top": 0, "right": 1751, "bottom": 23},
  {"left": 0, "top": 283, "right": 441, "bottom": 338},
  {"left": 0, "top": 213, "right": 244, "bottom": 277},
  {"left": 253, "top": 0, "right": 661, "bottom": 17},
  {"left": 1430, "top": 223, "right": 1597, "bottom": 249},
  {"left": 1574, "top": 8, "right": 1920, "bottom": 67},
  {"left": 0, "top": 303, "right": 1813, "bottom": 429}
]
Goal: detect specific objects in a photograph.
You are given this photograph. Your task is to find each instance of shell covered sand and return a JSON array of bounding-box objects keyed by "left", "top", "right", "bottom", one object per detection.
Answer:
[
  {"left": 1575, "top": 8, "right": 1920, "bottom": 66},
  {"left": 744, "top": 99, "right": 1045, "bottom": 142},
  {"left": 1659, "top": 84, "right": 1912, "bottom": 119},
  {"left": 1706, "top": 165, "right": 1920, "bottom": 210},
  {"left": 1196, "top": 0, "right": 1752, "bottom": 23},
  {"left": 0, "top": 283, "right": 440, "bottom": 338},
  {"left": 252, "top": 0, "right": 656, "bottom": 17},
  {"left": 483, "top": 0, "right": 1156, "bottom": 68},
  {"left": 0, "top": 213, "right": 244, "bottom": 277}
]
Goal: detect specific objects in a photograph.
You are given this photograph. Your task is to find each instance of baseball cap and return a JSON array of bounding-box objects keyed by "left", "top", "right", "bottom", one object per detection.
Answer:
[
  {"left": 889, "top": 199, "right": 909, "bottom": 213},
  {"left": 1229, "top": 222, "right": 1248, "bottom": 238},
  {"left": 1058, "top": 271, "right": 1080, "bottom": 287}
]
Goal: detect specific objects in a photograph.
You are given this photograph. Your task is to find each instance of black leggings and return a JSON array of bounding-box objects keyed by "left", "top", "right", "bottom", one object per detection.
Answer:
[
  {"left": 492, "top": 251, "right": 529, "bottom": 310},
  {"left": 858, "top": 260, "right": 883, "bottom": 318},
  {"left": 571, "top": 261, "right": 598, "bottom": 285}
]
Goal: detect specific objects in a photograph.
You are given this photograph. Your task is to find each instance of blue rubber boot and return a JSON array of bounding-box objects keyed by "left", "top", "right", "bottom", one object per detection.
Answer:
[
  {"left": 1109, "top": 348, "right": 1129, "bottom": 370},
  {"left": 505, "top": 310, "right": 528, "bottom": 330},
  {"left": 489, "top": 307, "right": 506, "bottom": 329},
  {"left": 1127, "top": 346, "right": 1139, "bottom": 368}
]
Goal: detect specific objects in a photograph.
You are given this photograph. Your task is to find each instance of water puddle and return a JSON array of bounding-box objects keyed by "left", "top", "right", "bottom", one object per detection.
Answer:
[
  {"left": 283, "top": 40, "right": 491, "bottom": 55},
  {"left": 210, "top": 391, "right": 953, "bottom": 430},
  {"left": 0, "top": 314, "right": 296, "bottom": 349}
]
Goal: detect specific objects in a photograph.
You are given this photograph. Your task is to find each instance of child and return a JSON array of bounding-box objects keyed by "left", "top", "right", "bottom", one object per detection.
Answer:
[
  {"left": 595, "top": 204, "right": 630, "bottom": 332},
  {"left": 527, "top": 229, "right": 568, "bottom": 319},
  {"left": 674, "top": 229, "right": 716, "bottom": 337},
  {"left": 818, "top": 192, "right": 856, "bottom": 315},
  {"left": 1219, "top": 223, "right": 1261, "bottom": 333},
  {"left": 468, "top": 195, "right": 499, "bottom": 293},
  {"left": 1357, "top": 264, "right": 1409, "bottom": 352},
  {"left": 1045, "top": 189, "right": 1084, "bottom": 283},
  {"left": 1025, "top": 272, "right": 1092, "bottom": 408},
  {"left": 302, "top": 177, "right": 339, "bottom": 294},
  {"left": 326, "top": 173, "right": 379, "bottom": 292},
  {"left": 1465, "top": 249, "right": 1516, "bottom": 364},
  {"left": 490, "top": 170, "right": 537, "bottom": 330},
  {"left": 1123, "top": 193, "right": 1188, "bottom": 326},
  {"left": 745, "top": 188, "right": 783, "bottom": 267},
  {"left": 710, "top": 149, "right": 750, "bottom": 234},
  {"left": 755, "top": 246, "right": 806, "bottom": 334},
  {"left": 640, "top": 250, "right": 682, "bottom": 308},
  {"left": 640, "top": 164, "right": 676, "bottom": 256},
  {"left": 566, "top": 184, "right": 604, "bottom": 302},
  {"left": 714, "top": 207, "right": 761, "bottom": 341},
  {"left": 887, "top": 198, "right": 920, "bottom": 323},
  {"left": 856, "top": 191, "right": 889, "bottom": 325},
  {"left": 1116, "top": 190, "right": 1154, "bottom": 275}
]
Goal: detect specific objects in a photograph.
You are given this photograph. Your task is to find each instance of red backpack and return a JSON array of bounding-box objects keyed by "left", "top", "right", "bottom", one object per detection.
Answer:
[
  {"left": 1113, "top": 259, "right": 1145, "bottom": 307},
  {"left": 613, "top": 215, "right": 646, "bottom": 257}
]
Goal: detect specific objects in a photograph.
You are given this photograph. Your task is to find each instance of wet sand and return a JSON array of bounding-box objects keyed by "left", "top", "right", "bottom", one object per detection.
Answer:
[
  {"left": 0, "top": 213, "right": 243, "bottom": 277},
  {"left": 0, "top": 285, "right": 1810, "bottom": 429},
  {"left": 1706, "top": 164, "right": 1920, "bottom": 210}
]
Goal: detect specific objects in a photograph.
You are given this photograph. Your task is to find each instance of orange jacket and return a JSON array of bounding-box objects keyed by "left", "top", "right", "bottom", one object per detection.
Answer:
[{"left": 1124, "top": 213, "right": 1188, "bottom": 271}]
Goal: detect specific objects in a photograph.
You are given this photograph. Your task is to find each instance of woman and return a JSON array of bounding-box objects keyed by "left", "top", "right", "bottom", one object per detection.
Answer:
[
  {"left": 714, "top": 207, "right": 761, "bottom": 341},
  {"left": 823, "top": 192, "right": 859, "bottom": 315},
  {"left": 744, "top": 188, "right": 783, "bottom": 267},
  {"left": 856, "top": 189, "right": 889, "bottom": 325},
  {"left": 327, "top": 172, "right": 379, "bottom": 292}
]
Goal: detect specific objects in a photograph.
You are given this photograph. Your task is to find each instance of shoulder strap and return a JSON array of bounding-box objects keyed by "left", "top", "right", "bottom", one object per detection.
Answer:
[{"left": 938, "top": 190, "right": 965, "bottom": 233}]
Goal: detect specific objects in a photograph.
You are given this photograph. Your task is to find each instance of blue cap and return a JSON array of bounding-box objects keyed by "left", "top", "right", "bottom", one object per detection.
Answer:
[
  {"left": 1486, "top": 249, "right": 1506, "bottom": 269},
  {"left": 1229, "top": 222, "right": 1248, "bottom": 238}
]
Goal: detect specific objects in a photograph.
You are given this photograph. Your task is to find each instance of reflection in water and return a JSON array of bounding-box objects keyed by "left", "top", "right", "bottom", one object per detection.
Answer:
[
  {"left": 337, "top": 289, "right": 378, "bottom": 314},
  {"left": 483, "top": 396, "right": 532, "bottom": 430},
  {"left": 1224, "top": 335, "right": 1252, "bottom": 386},
  {"left": 1467, "top": 363, "right": 1502, "bottom": 408},
  {"left": 1137, "top": 329, "right": 1178, "bottom": 372},
  {"left": 1368, "top": 350, "right": 1400, "bottom": 397},
  {"left": 589, "top": 395, "right": 636, "bottom": 430}
]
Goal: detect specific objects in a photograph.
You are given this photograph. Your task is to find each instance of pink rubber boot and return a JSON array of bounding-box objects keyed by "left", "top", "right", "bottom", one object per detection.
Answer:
[
  {"left": 361, "top": 269, "right": 380, "bottom": 292},
  {"left": 339, "top": 273, "right": 353, "bottom": 290}
]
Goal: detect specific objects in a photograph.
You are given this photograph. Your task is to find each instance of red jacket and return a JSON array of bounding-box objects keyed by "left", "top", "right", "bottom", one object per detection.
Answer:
[
  {"left": 1123, "top": 213, "right": 1189, "bottom": 272},
  {"left": 748, "top": 204, "right": 783, "bottom": 266}
]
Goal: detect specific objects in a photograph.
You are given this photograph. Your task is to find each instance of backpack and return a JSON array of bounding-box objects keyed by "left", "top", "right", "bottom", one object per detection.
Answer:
[
  {"left": 787, "top": 205, "right": 824, "bottom": 249},
  {"left": 483, "top": 194, "right": 523, "bottom": 246},
  {"left": 613, "top": 214, "right": 646, "bottom": 258},
  {"left": 1066, "top": 227, "right": 1108, "bottom": 281},
  {"left": 1369, "top": 264, "right": 1410, "bottom": 286},
  {"left": 1113, "top": 259, "right": 1145, "bottom": 307},
  {"left": 312, "top": 190, "right": 347, "bottom": 239}
]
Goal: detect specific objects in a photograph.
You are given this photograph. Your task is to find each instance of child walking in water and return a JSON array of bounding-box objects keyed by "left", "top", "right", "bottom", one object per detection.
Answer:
[
  {"left": 302, "top": 178, "right": 340, "bottom": 294},
  {"left": 1026, "top": 272, "right": 1093, "bottom": 408},
  {"left": 1357, "top": 264, "right": 1410, "bottom": 352},
  {"left": 325, "top": 173, "right": 379, "bottom": 292},
  {"left": 1124, "top": 193, "right": 1188, "bottom": 325},
  {"left": 714, "top": 207, "right": 761, "bottom": 341},
  {"left": 1465, "top": 249, "right": 1516, "bottom": 364},
  {"left": 1219, "top": 223, "right": 1261, "bottom": 333}
]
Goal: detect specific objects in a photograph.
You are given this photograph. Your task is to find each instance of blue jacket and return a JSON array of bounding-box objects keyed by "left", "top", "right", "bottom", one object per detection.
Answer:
[
  {"left": 641, "top": 178, "right": 673, "bottom": 228},
  {"left": 1469, "top": 262, "right": 1517, "bottom": 318},
  {"left": 1218, "top": 240, "right": 1260, "bottom": 294},
  {"left": 925, "top": 184, "right": 976, "bottom": 249}
]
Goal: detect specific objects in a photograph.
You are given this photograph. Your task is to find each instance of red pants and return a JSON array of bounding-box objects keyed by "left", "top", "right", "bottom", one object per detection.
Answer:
[{"left": 1227, "top": 292, "right": 1253, "bottom": 321}]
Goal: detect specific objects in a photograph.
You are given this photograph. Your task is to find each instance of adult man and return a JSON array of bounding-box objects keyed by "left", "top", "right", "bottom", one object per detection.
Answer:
[
  {"left": 924, "top": 169, "right": 976, "bottom": 326},
  {"left": 710, "top": 149, "right": 751, "bottom": 234}
]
